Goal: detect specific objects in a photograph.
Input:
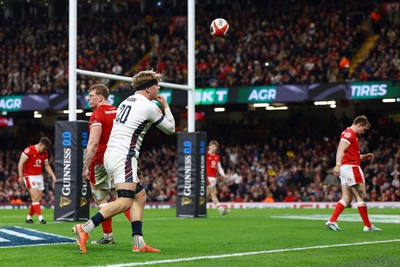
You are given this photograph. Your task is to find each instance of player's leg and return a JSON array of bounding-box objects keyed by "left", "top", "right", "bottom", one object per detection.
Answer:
[
  {"left": 26, "top": 202, "right": 35, "bottom": 223},
  {"left": 91, "top": 188, "right": 115, "bottom": 244},
  {"left": 207, "top": 177, "right": 220, "bottom": 206},
  {"left": 130, "top": 185, "right": 160, "bottom": 253},
  {"left": 25, "top": 176, "right": 46, "bottom": 223},
  {"left": 209, "top": 185, "right": 219, "bottom": 206},
  {"left": 90, "top": 164, "right": 115, "bottom": 245},
  {"left": 72, "top": 152, "right": 138, "bottom": 254},
  {"left": 326, "top": 184, "right": 352, "bottom": 231},
  {"left": 110, "top": 185, "right": 131, "bottom": 220},
  {"left": 208, "top": 181, "right": 229, "bottom": 216},
  {"left": 27, "top": 187, "right": 41, "bottom": 223},
  {"left": 73, "top": 183, "right": 135, "bottom": 254},
  {"left": 350, "top": 182, "right": 381, "bottom": 231}
]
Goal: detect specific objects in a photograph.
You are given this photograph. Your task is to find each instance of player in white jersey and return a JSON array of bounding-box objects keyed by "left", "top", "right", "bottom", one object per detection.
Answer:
[{"left": 73, "top": 70, "right": 175, "bottom": 254}]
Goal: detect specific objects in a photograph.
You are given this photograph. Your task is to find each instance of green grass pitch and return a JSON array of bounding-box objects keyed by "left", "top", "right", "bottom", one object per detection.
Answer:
[{"left": 0, "top": 207, "right": 399, "bottom": 267}]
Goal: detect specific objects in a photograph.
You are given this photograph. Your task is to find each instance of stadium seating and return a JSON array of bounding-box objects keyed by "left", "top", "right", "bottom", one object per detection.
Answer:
[
  {"left": 0, "top": 1, "right": 399, "bottom": 204},
  {"left": 1, "top": 0, "right": 398, "bottom": 96},
  {"left": 1, "top": 114, "right": 399, "bottom": 204}
]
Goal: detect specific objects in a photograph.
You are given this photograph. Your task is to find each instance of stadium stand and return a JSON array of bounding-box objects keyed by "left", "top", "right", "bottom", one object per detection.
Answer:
[
  {"left": 1, "top": 0, "right": 398, "bottom": 95},
  {"left": 0, "top": 0, "right": 399, "bottom": 205},
  {"left": 1, "top": 113, "right": 399, "bottom": 205}
]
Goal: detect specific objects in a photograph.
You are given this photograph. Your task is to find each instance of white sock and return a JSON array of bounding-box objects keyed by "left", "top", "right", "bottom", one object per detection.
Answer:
[
  {"left": 38, "top": 215, "right": 44, "bottom": 221},
  {"left": 27, "top": 215, "right": 32, "bottom": 220},
  {"left": 82, "top": 220, "right": 95, "bottom": 233},
  {"left": 133, "top": 235, "right": 145, "bottom": 248},
  {"left": 104, "top": 233, "right": 113, "bottom": 239}
]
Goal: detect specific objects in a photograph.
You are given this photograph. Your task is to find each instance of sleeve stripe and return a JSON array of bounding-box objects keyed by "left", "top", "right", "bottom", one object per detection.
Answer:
[
  {"left": 340, "top": 138, "right": 351, "bottom": 145},
  {"left": 90, "top": 122, "right": 102, "bottom": 128},
  {"left": 153, "top": 116, "right": 164, "bottom": 126}
]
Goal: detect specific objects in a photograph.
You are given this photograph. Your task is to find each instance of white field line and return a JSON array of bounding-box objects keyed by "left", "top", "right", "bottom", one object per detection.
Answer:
[
  {"left": 94, "top": 239, "right": 400, "bottom": 267},
  {"left": 273, "top": 214, "right": 400, "bottom": 223},
  {"left": 0, "top": 229, "right": 43, "bottom": 240}
]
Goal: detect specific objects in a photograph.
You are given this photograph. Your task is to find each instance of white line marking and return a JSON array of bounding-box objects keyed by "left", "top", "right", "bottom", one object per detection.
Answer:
[
  {"left": 0, "top": 229, "right": 43, "bottom": 240},
  {"left": 273, "top": 214, "right": 400, "bottom": 223},
  {"left": 93, "top": 239, "right": 400, "bottom": 267},
  {"left": 12, "top": 226, "right": 76, "bottom": 240},
  {"left": 0, "top": 237, "right": 10, "bottom": 242},
  {"left": 0, "top": 241, "right": 76, "bottom": 249}
]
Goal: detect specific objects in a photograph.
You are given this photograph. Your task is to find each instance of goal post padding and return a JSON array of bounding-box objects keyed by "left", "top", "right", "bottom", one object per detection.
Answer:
[
  {"left": 176, "top": 132, "right": 207, "bottom": 218},
  {"left": 54, "top": 121, "right": 91, "bottom": 221}
]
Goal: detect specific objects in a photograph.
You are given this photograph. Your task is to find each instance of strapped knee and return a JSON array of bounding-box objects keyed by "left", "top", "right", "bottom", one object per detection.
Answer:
[
  {"left": 116, "top": 189, "right": 136, "bottom": 199},
  {"left": 135, "top": 183, "right": 144, "bottom": 194}
]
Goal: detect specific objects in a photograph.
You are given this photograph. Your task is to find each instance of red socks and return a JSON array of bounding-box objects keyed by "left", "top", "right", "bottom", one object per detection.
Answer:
[
  {"left": 32, "top": 202, "right": 42, "bottom": 216},
  {"left": 123, "top": 210, "right": 131, "bottom": 221},
  {"left": 101, "top": 217, "right": 113, "bottom": 234},
  {"left": 329, "top": 200, "right": 346, "bottom": 222},
  {"left": 357, "top": 203, "right": 372, "bottom": 228}
]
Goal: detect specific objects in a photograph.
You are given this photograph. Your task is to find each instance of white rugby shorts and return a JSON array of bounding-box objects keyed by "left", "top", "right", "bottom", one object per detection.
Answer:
[
  {"left": 207, "top": 177, "right": 217, "bottom": 187},
  {"left": 339, "top": 165, "right": 365, "bottom": 186},
  {"left": 104, "top": 150, "right": 140, "bottom": 184},
  {"left": 24, "top": 175, "right": 45, "bottom": 191}
]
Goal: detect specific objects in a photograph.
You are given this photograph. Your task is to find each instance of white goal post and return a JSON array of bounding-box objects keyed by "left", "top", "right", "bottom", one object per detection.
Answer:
[{"left": 68, "top": 0, "right": 196, "bottom": 132}]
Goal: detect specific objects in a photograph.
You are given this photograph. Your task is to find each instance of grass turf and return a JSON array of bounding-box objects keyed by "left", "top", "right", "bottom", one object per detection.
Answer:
[{"left": 0, "top": 207, "right": 399, "bottom": 267}]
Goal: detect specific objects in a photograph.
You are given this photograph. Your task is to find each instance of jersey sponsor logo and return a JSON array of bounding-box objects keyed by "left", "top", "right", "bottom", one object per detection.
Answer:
[
  {"left": 34, "top": 159, "right": 42, "bottom": 167},
  {"left": 104, "top": 110, "right": 117, "bottom": 114},
  {"left": 211, "top": 161, "right": 216, "bottom": 168},
  {"left": 344, "top": 132, "right": 351, "bottom": 138},
  {"left": 0, "top": 226, "right": 75, "bottom": 248}
]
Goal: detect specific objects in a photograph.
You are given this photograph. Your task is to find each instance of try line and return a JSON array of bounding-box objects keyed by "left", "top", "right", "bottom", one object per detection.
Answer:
[{"left": 94, "top": 239, "right": 400, "bottom": 267}]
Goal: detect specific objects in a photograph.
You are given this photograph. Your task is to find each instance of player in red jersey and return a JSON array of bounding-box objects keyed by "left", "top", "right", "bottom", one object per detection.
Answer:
[
  {"left": 18, "top": 137, "right": 56, "bottom": 224},
  {"left": 82, "top": 84, "right": 130, "bottom": 244},
  {"left": 206, "top": 140, "right": 230, "bottom": 215},
  {"left": 326, "top": 115, "right": 381, "bottom": 232}
]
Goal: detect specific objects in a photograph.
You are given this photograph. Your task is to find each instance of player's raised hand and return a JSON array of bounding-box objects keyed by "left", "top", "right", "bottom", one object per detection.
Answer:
[{"left": 156, "top": 95, "right": 168, "bottom": 108}]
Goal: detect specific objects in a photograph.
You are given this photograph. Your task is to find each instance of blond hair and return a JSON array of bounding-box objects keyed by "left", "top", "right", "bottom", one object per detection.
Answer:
[
  {"left": 209, "top": 140, "right": 219, "bottom": 147},
  {"left": 131, "top": 70, "right": 161, "bottom": 91}
]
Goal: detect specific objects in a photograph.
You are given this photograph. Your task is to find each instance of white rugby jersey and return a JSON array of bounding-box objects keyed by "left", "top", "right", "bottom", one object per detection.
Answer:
[{"left": 106, "top": 94, "right": 175, "bottom": 159}]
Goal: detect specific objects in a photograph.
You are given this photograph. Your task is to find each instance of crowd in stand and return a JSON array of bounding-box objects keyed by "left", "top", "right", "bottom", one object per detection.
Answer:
[
  {"left": 0, "top": 12, "right": 153, "bottom": 96},
  {"left": 1, "top": 1, "right": 399, "bottom": 205},
  {"left": 352, "top": 21, "right": 400, "bottom": 82},
  {"left": 150, "top": 0, "right": 374, "bottom": 87},
  {"left": 1, "top": 0, "right": 399, "bottom": 96},
  {"left": 1, "top": 113, "right": 400, "bottom": 205}
]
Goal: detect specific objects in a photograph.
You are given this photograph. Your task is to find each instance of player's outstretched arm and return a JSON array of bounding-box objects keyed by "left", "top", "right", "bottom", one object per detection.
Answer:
[{"left": 361, "top": 153, "right": 374, "bottom": 161}]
